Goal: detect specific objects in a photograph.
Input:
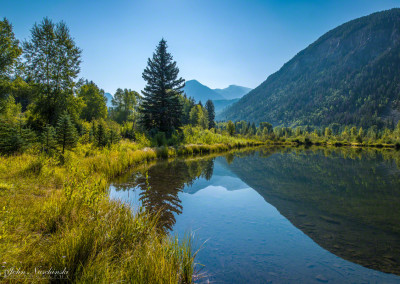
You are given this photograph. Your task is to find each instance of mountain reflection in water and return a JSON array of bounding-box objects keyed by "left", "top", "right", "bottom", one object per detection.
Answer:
[{"left": 110, "top": 147, "right": 400, "bottom": 282}]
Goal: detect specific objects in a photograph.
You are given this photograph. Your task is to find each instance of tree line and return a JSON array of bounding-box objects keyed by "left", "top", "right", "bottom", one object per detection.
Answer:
[
  {"left": 0, "top": 18, "right": 216, "bottom": 155},
  {"left": 217, "top": 120, "right": 400, "bottom": 146},
  {"left": 1, "top": 17, "right": 399, "bottom": 156}
]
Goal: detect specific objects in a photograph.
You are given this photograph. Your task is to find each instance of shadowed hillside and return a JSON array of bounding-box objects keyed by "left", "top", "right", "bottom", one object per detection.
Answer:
[{"left": 221, "top": 9, "right": 400, "bottom": 128}]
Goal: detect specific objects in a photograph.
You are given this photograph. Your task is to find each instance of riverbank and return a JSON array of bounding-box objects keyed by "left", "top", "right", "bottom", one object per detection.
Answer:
[
  {"left": 1, "top": 134, "right": 398, "bottom": 283},
  {"left": 288, "top": 138, "right": 400, "bottom": 149},
  {"left": 0, "top": 138, "right": 267, "bottom": 283}
]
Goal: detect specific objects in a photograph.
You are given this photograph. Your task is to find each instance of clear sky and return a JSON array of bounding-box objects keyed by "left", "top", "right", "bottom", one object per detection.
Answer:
[{"left": 1, "top": 0, "right": 399, "bottom": 94}]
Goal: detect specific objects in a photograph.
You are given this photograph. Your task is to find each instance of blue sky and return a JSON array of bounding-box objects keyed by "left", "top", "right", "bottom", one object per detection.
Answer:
[{"left": 1, "top": 0, "right": 399, "bottom": 94}]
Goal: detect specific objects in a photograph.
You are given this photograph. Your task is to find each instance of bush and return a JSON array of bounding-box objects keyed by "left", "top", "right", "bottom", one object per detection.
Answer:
[{"left": 153, "top": 132, "right": 167, "bottom": 146}]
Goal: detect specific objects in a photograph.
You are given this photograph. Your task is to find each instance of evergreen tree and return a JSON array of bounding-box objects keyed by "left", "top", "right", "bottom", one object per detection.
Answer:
[
  {"left": 251, "top": 122, "right": 257, "bottom": 135},
  {"left": 140, "top": 39, "right": 185, "bottom": 134},
  {"left": 180, "top": 95, "right": 195, "bottom": 125},
  {"left": 227, "top": 120, "right": 235, "bottom": 136},
  {"left": 89, "top": 121, "right": 96, "bottom": 143},
  {"left": 350, "top": 126, "right": 357, "bottom": 138},
  {"left": 0, "top": 96, "right": 35, "bottom": 154},
  {"left": 394, "top": 122, "right": 400, "bottom": 138},
  {"left": 205, "top": 100, "right": 215, "bottom": 129},
  {"left": 41, "top": 124, "right": 56, "bottom": 153},
  {"left": 109, "top": 127, "right": 120, "bottom": 145},
  {"left": 108, "top": 121, "right": 121, "bottom": 145},
  {"left": 56, "top": 112, "right": 78, "bottom": 154},
  {"left": 0, "top": 118, "right": 24, "bottom": 154},
  {"left": 94, "top": 119, "right": 108, "bottom": 147}
]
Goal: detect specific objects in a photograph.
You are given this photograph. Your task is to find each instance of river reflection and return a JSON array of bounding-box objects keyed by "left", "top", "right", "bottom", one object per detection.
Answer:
[
  {"left": 110, "top": 147, "right": 400, "bottom": 283},
  {"left": 112, "top": 157, "right": 215, "bottom": 231}
]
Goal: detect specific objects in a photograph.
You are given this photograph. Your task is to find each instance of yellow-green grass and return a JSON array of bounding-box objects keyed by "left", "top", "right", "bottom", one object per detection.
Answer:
[
  {"left": 0, "top": 137, "right": 265, "bottom": 283},
  {"left": 285, "top": 136, "right": 400, "bottom": 149}
]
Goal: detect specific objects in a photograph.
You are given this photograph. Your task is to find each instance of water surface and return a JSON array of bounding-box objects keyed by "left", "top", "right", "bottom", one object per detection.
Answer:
[{"left": 110, "top": 147, "right": 400, "bottom": 283}]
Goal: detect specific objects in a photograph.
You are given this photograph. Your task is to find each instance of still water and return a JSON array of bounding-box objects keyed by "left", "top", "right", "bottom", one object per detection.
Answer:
[{"left": 110, "top": 147, "right": 400, "bottom": 283}]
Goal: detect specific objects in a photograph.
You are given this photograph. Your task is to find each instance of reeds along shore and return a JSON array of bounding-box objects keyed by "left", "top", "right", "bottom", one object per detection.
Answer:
[
  {"left": 0, "top": 137, "right": 264, "bottom": 283},
  {"left": 0, "top": 127, "right": 398, "bottom": 283}
]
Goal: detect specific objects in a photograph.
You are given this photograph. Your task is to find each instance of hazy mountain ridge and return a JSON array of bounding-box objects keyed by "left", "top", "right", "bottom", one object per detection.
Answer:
[
  {"left": 221, "top": 9, "right": 400, "bottom": 128},
  {"left": 214, "top": 85, "right": 252, "bottom": 100},
  {"left": 183, "top": 80, "right": 225, "bottom": 102},
  {"left": 213, "top": 98, "right": 240, "bottom": 114},
  {"left": 183, "top": 79, "right": 251, "bottom": 104},
  {"left": 104, "top": 92, "right": 113, "bottom": 108}
]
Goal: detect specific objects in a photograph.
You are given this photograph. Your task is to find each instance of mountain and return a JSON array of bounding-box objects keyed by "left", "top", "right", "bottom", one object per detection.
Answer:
[
  {"left": 213, "top": 98, "right": 240, "bottom": 114},
  {"left": 183, "top": 80, "right": 224, "bottom": 102},
  {"left": 104, "top": 92, "right": 113, "bottom": 108},
  {"left": 221, "top": 9, "right": 400, "bottom": 128},
  {"left": 183, "top": 80, "right": 252, "bottom": 104},
  {"left": 214, "top": 85, "right": 251, "bottom": 100}
]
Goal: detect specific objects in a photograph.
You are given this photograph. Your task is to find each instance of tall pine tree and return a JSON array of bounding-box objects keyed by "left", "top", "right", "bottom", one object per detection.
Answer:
[
  {"left": 140, "top": 39, "right": 185, "bottom": 134},
  {"left": 41, "top": 124, "right": 56, "bottom": 153},
  {"left": 205, "top": 99, "right": 215, "bottom": 129},
  {"left": 56, "top": 112, "right": 78, "bottom": 154}
]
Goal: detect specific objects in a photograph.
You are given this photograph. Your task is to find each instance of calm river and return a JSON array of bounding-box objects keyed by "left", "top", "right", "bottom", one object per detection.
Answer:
[{"left": 110, "top": 147, "right": 400, "bottom": 283}]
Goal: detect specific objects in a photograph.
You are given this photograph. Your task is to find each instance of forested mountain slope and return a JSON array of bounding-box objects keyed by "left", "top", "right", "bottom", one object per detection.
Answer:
[{"left": 221, "top": 9, "right": 400, "bottom": 128}]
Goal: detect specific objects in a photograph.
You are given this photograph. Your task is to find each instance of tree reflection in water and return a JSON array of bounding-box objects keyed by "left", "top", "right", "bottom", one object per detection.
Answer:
[{"left": 113, "top": 157, "right": 215, "bottom": 232}]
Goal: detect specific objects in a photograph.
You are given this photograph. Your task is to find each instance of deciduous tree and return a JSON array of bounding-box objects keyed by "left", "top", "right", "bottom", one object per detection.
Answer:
[
  {"left": 111, "top": 88, "right": 140, "bottom": 123},
  {"left": 0, "top": 18, "right": 21, "bottom": 79},
  {"left": 23, "top": 18, "right": 82, "bottom": 125},
  {"left": 78, "top": 81, "right": 107, "bottom": 121}
]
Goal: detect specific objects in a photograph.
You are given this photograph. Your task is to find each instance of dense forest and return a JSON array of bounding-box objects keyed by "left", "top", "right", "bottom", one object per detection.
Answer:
[
  {"left": 0, "top": 18, "right": 222, "bottom": 155},
  {"left": 221, "top": 8, "right": 400, "bottom": 128}
]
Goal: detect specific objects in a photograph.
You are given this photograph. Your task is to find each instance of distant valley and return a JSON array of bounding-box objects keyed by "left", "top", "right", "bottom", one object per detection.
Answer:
[{"left": 183, "top": 79, "right": 251, "bottom": 114}]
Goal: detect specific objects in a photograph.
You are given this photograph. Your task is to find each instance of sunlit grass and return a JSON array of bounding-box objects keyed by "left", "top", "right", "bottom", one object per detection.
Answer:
[{"left": 0, "top": 135, "right": 264, "bottom": 283}]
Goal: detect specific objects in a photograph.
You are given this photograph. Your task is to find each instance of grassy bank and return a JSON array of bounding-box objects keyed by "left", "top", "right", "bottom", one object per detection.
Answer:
[
  {"left": 283, "top": 137, "right": 400, "bottom": 149},
  {"left": 0, "top": 135, "right": 264, "bottom": 283},
  {"left": 2, "top": 128, "right": 394, "bottom": 283}
]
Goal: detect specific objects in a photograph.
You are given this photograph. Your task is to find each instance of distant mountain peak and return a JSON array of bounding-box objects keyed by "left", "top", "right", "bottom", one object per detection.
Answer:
[
  {"left": 183, "top": 79, "right": 252, "bottom": 103},
  {"left": 104, "top": 92, "right": 113, "bottom": 108},
  {"left": 214, "top": 84, "right": 252, "bottom": 100},
  {"left": 183, "top": 80, "right": 224, "bottom": 102}
]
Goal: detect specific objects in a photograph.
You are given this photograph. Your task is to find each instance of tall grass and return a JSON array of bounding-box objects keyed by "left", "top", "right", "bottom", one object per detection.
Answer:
[{"left": 0, "top": 135, "right": 265, "bottom": 283}]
